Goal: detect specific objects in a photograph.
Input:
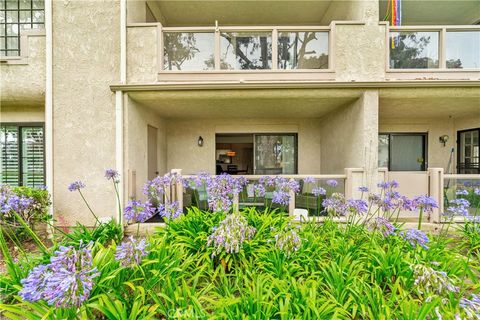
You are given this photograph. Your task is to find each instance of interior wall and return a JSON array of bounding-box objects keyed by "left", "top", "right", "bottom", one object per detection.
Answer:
[
  {"left": 126, "top": 97, "right": 167, "bottom": 200},
  {"left": 320, "top": 90, "right": 379, "bottom": 182},
  {"left": 166, "top": 118, "right": 322, "bottom": 175}
]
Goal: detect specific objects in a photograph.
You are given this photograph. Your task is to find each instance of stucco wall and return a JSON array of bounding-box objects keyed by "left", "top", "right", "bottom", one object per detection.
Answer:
[
  {"left": 334, "top": 23, "right": 386, "bottom": 82},
  {"left": 52, "top": 0, "right": 120, "bottom": 226},
  {"left": 165, "top": 118, "right": 322, "bottom": 175},
  {"left": 380, "top": 115, "right": 480, "bottom": 172},
  {"left": 127, "top": 26, "right": 158, "bottom": 83},
  {"left": 0, "top": 105, "right": 44, "bottom": 123},
  {"left": 0, "top": 32, "right": 46, "bottom": 108},
  {"left": 125, "top": 96, "right": 167, "bottom": 200},
  {"left": 320, "top": 90, "right": 379, "bottom": 182}
]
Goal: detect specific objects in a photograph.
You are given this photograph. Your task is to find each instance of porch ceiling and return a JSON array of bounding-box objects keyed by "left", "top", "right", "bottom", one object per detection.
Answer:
[
  {"left": 128, "top": 89, "right": 360, "bottom": 119},
  {"left": 379, "top": 87, "right": 480, "bottom": 119},
  {"left": 149, "top": 0, "right": 333, "bottom": 26}
]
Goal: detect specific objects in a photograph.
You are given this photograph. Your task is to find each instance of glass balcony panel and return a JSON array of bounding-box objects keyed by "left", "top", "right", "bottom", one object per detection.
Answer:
[
  {"left": 446, "top": 31, "right": 480, "bottom": 69},
  {"left": 278, "top": 31, "right": 328, "bottom": 69},
  {"left": 220, "top": 32, "right": 272, "bottom": 70},
  {"left": 163, "top": 32, "right": 215, "bottom": 71},
  {"left": 389, "top": 31, "right": 439, "bottom": 69}
]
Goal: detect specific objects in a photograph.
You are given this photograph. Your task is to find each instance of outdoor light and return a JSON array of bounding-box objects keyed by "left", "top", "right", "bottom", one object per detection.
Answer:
[
  {"left": 197, "top": 136, "right": 204, "bottom": 147},
  {"left": 439, "top": 135, "right": 449, "bottom": 147}
]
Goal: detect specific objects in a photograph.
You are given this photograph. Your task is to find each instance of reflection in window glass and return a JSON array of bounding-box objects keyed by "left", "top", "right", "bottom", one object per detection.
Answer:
[
  {"left": 278, "top": 31, "right": 328, "bottom": 69},
  {"left": 220, "top": 32, "right": 272, "bottom": 70},
  {"left": 389, "top": 32, "right": 439, "bottom": 69},
  {"left": 446, "top": 31, "right": 480, "bottom": 69},
  {"left": 163, "top": 32, "right": 215, "bottom": 71},
  {"left": 0, "top": 0, "right": 44, "bottom": 56},
  {"left": 378, "top": 134, "right": 389, "bottom": 168},
  {"left": 254, "top": 134, "right": 296, "bottom": 174}
]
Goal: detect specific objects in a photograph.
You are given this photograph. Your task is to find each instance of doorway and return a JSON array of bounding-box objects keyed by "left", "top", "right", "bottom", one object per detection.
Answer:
[
  {"left": 378, "top": 133, "right": 427, "bottom": 171},
  {"left": 457, "top": 128, "right": 480, "bottom": 174},
  {"left": 215, "top": 133, "right": 298, "bottom": 175}
]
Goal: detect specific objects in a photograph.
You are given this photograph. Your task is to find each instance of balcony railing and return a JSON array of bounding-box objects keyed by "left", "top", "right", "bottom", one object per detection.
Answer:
[
  {"left": 387, "top": 25, "right": 480, "bottom": 71},
  {"left": 160, "top": 26, "right": 331, "bottom": 72}
]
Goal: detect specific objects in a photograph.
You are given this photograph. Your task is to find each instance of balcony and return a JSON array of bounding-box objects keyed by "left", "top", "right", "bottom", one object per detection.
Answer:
[
  {"left": 158, "top": 25, "right": 333, "bottom": 82},
  {"left": 386, "top": 25, "right": 480, "bottom": 79}
]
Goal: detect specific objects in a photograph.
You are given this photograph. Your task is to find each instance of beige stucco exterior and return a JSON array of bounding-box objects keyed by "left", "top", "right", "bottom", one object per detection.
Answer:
[{"left": 0, "top": 0, "right": 479, "bottom": 226}]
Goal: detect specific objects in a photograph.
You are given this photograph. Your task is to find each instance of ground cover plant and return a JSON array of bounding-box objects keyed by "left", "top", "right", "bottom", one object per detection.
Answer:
[{"left": 0, "top": 171, "right": 479, "bottom": 319}]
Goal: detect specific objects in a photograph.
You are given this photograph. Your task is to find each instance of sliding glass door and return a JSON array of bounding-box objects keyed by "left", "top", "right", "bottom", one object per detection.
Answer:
[
  {"left": 378, "top": 133, "right": 427, "bottom": 171},
  {"left": 254, "top": 134, "right": 297, "bottom": 174},
  {"left": 458, "top": 128, "right": 480, "bottom": 174}
]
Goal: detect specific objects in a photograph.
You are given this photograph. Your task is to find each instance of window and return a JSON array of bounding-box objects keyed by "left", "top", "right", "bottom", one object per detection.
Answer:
[
  {"left": 378, "top": 133, "right": 427, "bottom": 171},
  {"left": 446, "top": 31, "right": 480, "bottom": 69},
  {"left": 220, "top": 32, "right": 272, "bottom": 70},
  {"left": 458, "top": 128, "right": 480, "bottom": 174},
  {"left": 0, "top": 124, "right": 45, "bottom": 187},
  {"left": 254, "top": 134, "right": 297, "bottom": 174},
  {"left": 278, "top": 31, "right": 328, "bottom": 69},
  {"left": 0, "top": 0, "right": 44, "bottom": 56},
  {"left": 163, "top": 32, "right": 215, "bottom": 71},
  {"left": 389, "top": 31, "right": 439, "bottom": 69}
]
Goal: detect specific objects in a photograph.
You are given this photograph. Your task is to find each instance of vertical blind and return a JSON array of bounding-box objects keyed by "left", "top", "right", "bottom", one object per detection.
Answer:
[{"left": 0, "top": 124, "right": 45, "bottom": 188}]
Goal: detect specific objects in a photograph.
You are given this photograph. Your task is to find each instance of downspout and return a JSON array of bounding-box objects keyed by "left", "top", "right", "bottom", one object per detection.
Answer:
[
  {"left": 116, "top": 0, "right": 127, "bottom": 223},
  {"left": 45, "top": 0, "right": 53, "bottom": 230}
]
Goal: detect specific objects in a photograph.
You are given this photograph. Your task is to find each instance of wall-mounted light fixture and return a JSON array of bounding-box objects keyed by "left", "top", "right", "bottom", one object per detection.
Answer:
[
  {"left": 439, "top": 135, "right": 449, "bottom": 147},
  {"left": 197, "top": 136, "right": 204, "bottom": 147}
]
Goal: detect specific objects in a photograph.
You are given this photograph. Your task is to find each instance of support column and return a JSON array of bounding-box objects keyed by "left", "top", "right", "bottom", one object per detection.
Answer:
[{"left": 428, "top": 168, "right": 444, "bottom": 223}]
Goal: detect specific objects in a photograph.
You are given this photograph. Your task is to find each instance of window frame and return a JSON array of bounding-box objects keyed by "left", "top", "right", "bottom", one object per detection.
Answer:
[
  {"left": 457, "top": 127, "right": 480, "bottom": 174},
  {"left": 0, "top": 122, "right": 45, "bottom": 187},
  {"left": 379, "top": 132, "right": 428, "bottom": 172}
]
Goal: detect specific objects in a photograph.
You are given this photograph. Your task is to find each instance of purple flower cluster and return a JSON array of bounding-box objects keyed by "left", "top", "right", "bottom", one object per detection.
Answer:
[
  {"left": 412, "top": 263, "right": 458, "bottom": 300},
  {"left": 67, "top": 181, "right": 86, "bottom": 192},
  {"left": 322, "top": 193, "right": 348, "bottom": 216},
  {"left": 446, "top": 198, "right": 470, "bottom": 217},
  {"left": 115, "top": 236, "right": 149, "bottom": 267},
  {"left": 143, "top": 172, "right": 183, "bottom": 204},
  {"left": 413, "top": 195, "right": 439, "bottom": 213},
  {"left": 104, "top": 169, "right": 120, "bottom": 182},
  {"left": 252, "top": 184, "right": 266, "bottom": 198},
  {"left": 369, "top": 217, "right": 396, "bottom": 237},
  {"left": 158, "top": 201, "right": 182, "bottom": 220},
  {"left": 303, "top": 177, "right": 315, "bottom": 184},
  {"left": 0, "top": 193, "right": 34, "bottom": 215},
  {"left": 358, "top": 186, "right": 369, "bottom": 193},
  {"left": 124, "top": 200, "right": 155, "bottom": 223},
  {"left": 459, "top": 294, "right": 480, "bottom": 319},
  {"left": 475, "top": 188, "right": 480, "bottom": 196},
  {"left": 368, "top": 181, "right": 416, "bottom": 214},
  {"left": 326, "top": 179, "right": 338, "bottom": 187},
  {"left": 257, "top": 176, "right": 299, "bottom": 206},
  {"left": 19, "top": 242, "right": 99, "bottom": 308},
  {"left": 347, "top": 199, "right": 368, "bottom": 215},
  {"left": 274, "top": 225, "right": 302, "bottom": 257},
  {"left": 312, "top": 186, "right": 326, "bottom": 197},
  {"left": 207, "top": 213, "right": 256, "bottom": 257},
  {"left": 205, "top": 174, "right": 247, "bottom": 212},
  {"left": 400, "top": 229, "right": 429, "bottom": 250}
]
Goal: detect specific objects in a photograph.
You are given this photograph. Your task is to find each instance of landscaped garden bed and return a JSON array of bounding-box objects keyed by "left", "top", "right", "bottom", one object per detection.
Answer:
[{"left": 0, "top": 171, "right": 479, "bottom": 319}]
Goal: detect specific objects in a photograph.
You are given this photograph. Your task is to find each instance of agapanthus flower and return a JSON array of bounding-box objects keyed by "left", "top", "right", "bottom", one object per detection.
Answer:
[
  {"left": 207, "top": 213, "right": 256, "bottom": 257},
  {"left": 459, "top": 294, "right": 480, "bottom": 319},
  {"left": 326, "top": 179, "right": 338, "bottom": 187},
  {"left": 68, "top": 181, "right": 86, "bottom": 192},
  {"left": 303, "top": 177, "right": 315, "bottom": 184},
  {"left": 2, "top": 194, "right": 34, "bottom": 214},
  {"left": 347, "top": 199, "right": 368, "bottom": 215},
  {"left": 115, "top": 236, "right": 149, "bottom": 267},
  {"left": 446, "top": 198, "right": 470, "bottom": 217},
  {"left": 456, "top": 189, "right": 469, "bottom": 196},
  {"left": 400, "top": 229, "right": 429, "bottom": 249},
  {"left": 412, "top": 263, "right": 458, "bottom": 301},
  {"left": 19, "top": 241, "right": 99, "bottom": 308},
  {"left": 158, "top": 201, "right": 182, "bottom": 220},
  {"left": 322, "top": 193, "right": 348, "bottom": 216},
  {"left": 413, "top": 195, "right": 438, "bottom": 213},
  {"left": 252, "top": 184, "right": 266, "bottom": 198},
  {"left": 275, "top": 225, "right": 302, "bottom": 257},
  {"left": 124, "top": 200, "right": 155, "bottom": 223},
  {"left": 312, "top": 186, "right": 326, "bottom": 197},
  {"left": 474, "top": 188, "right": 480, "bottom": 196},
  {"left": 358, "top": 186, "right": 369, "bottom": 193},
  {"left": 272, "top": 190, "right": 290, "bottom": 206},
  {"left": 104, "top": 169, "right": 120, "bottom": 181},
  {"left": 370, "top": 217, "right": 396, "bottom": 237}
]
